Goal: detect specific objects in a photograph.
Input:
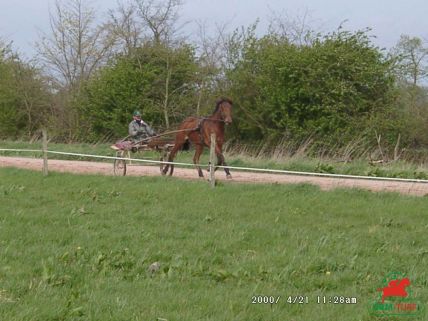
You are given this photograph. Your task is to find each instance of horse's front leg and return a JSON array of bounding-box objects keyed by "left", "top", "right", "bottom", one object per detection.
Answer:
[
  {"left": 215, "top": 145, "right": 232, "bottom": 179},
  {"left": 162, "top": 144, "right": 179, "bottom": 176},
  {"left": 193, "top": 144, "right": 204, "bottom": 178}
]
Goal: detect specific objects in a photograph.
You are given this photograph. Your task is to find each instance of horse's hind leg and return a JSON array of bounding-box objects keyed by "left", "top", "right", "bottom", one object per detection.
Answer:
[{"left": 193, "top": 144, "right": 204, "bottom": 178}]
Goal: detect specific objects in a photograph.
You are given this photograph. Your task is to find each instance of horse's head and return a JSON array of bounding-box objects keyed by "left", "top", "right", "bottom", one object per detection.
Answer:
[
  {"left": 401, "top": 278, "right": 411, "bottom": 287},
  {"left": 216, "top": 98, "right": 233, "bottom": 124}
]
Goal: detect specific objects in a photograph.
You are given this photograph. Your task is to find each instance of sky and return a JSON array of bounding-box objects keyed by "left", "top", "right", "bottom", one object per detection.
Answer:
[{"left": 1, "top": 0, "right": 428, "bottom": 58}]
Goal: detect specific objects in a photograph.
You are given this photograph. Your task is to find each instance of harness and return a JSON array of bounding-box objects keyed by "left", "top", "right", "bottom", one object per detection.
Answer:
[
  {"left": 197, "top": 118, "right": 205, "bottom": 145},
  {"left": 181, "top": 117, "right": 215, "bottom": 146},
  {"left": 194, "top": 117, "right": 226, "bottom": 146}
]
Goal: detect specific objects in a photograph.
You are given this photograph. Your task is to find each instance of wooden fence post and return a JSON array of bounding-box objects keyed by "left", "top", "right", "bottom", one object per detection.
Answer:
[
  {"left": 209, "top": 133, "right": 216, "bottom": 187},
  {"left": 42, "top": 128, "right": 48, "bottom": 176}
]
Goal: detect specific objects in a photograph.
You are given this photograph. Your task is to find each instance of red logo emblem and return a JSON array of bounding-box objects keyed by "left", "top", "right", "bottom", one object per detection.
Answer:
[
  {"left": 370, "top": 272, "right": 423, "bottom": 317},
  {"left": 377, "top": 278, "right": 410, "bottom": 303}
]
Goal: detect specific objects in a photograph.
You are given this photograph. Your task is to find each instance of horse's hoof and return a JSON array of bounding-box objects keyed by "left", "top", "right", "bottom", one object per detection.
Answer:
[{"left": 226, "top": 174, "right": 232, "bottom": 179}]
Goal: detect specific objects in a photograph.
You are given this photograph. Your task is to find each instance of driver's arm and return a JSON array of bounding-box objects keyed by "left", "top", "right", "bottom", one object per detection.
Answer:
[
  {"left": 141, "top": 121, "right": 156, "bottom": 136},
  {"left": 129, "top": 122, "right": 139, "bottom": 137}
]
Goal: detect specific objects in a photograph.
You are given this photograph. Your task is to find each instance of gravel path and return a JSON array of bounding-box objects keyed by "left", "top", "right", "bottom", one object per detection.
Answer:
[{"left": 1, "top": 156, "right": 428, "bottom": 196}]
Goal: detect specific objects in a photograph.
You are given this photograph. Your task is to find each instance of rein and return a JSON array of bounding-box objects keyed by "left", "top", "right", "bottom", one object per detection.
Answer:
[
  {"left": 187, "top": 116, "right": 227, "bottom": 123},
  {"left": 201, "top": 117, "right": 226, "bottom": 123},
  {"left": 130, "top": 113, "right": 228, "bottom": 145},
  {"left": 148, "top": 127, "right": 199, "bottom": 139}
]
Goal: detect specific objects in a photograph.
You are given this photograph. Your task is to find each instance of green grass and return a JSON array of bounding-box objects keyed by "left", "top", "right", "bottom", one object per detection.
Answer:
[
  {"left": 2, "top": 139, "right": 428, "bottom": 180},
  {"left": 1, "top": 168, "right": 427, "bottom": 320}
]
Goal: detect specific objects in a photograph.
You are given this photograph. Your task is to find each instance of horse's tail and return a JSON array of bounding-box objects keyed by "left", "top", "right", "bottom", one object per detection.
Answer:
[{"left": 182, "top": 139, "right": 191, "bottom": 151}]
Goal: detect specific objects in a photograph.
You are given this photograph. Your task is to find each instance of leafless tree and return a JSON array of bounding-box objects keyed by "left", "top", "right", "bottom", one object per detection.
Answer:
[
  {"left": 106, "top": 0, "right": 187, "bottom": 53},
  {"left": 135, "top": 0, "right": 184, "bottom": 45},
  {"left": 392, "top": 35, "right": 428, "bottom": 86},
  {"left": 268, "top": 9, "right": 317, "bottom": 46},
  {"left": 36, "top": 0, "right": 114, "bottom": 89},
  {"left": 107, "top": 1, "right": 143, "bottom": 55},
  {"left": 13, "top": 61, "right": 51, "bottom": 136},
  {"left": 193, "top": 20, "right": 230, "bottom": 115}
]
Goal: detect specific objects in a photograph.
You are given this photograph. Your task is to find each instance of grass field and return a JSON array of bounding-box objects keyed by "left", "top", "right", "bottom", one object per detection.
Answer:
[
  {"left": 2, "top": 139, "right": 428, "bottom": 180},
  {"left": 1, "top": 167, "right": 427, "bottom": 320}
]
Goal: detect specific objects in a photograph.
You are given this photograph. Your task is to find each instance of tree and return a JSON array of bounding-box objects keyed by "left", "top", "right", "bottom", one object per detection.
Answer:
[
  {"left": 226, "top": 28, "right": 396, "bottom": 146},
  {"left": 392, "top": 35, "right": 428, "bottom": 86},
  {"left": 0, "top": 44, "right": 20, "bottom": 137},
  {"left": 36, "top": 0, "right": 114, "bottom": 90},
  {"left": 0, "top": 42, "right": 50, "bottom": 138},
  {"left": 35, "top": 0, "right": 116, "bottom": 140},
  {"left": 107, "top": 1, "right": 143, "bottom": 56},
  {"left": 80, "top": 42, "right": 198, "bottom": 139},
  {"left": 193, "top": 21, "right": 231, "bottom": 116},
  {"left": 135, "top": 0, "right": 184, "bottom": 45},
  {"left": 13, "top": 61, "right": 51, "bottom": 136},
  {"left": 267, "top": 9, "right": 317, "bottom": 46}
]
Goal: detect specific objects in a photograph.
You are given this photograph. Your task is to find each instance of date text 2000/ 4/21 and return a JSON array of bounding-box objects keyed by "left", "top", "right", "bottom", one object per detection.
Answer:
[{"left": 251, "top": 296, "right": 309, "bottom": 304}]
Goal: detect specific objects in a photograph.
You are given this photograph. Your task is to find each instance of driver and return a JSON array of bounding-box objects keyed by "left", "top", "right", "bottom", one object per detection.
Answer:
[{"left": 128, "top": 111, "right": 156, "bottom": 142}]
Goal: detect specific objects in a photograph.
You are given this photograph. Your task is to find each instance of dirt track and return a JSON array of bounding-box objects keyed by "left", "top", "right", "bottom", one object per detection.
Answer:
[{"left": 1, "top": 156, "right": 428, "bottom": 196}]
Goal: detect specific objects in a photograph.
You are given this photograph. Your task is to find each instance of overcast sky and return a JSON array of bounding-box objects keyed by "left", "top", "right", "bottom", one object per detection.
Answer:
[{"left": 1, "top": 0, "right": 427, "bottom": 58}]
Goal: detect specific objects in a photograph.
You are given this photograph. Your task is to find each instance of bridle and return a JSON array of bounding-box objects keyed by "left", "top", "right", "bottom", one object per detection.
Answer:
[{"left": 206, "top": 103, "right": 232, "bottom": 123}]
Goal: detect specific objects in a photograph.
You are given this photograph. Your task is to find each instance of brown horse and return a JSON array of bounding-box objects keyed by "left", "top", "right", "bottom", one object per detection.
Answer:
[{"left": 162, "top": 98, "right": 233, "bottom": 178}]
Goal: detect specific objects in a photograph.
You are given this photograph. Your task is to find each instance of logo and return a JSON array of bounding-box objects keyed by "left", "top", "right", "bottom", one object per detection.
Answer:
[{"left": 370, "top": 272, "right": 423, "bottom": 317}]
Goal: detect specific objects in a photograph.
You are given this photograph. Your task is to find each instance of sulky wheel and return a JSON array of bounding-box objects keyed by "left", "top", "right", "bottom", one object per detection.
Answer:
[
  {"left": 160, "top": 151, "right": 174, "bottom": 176},
  {"left": 114, "top": 151, "right": 127, "bottom": 176}
]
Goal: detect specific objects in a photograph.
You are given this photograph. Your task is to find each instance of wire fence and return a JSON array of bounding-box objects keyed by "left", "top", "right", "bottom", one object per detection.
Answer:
[
  {"left": 0, "top": 148, "right": 205, "bottom": 168},
  {"left": 2, "top": 147, "right": 428, "bottom": 184}
]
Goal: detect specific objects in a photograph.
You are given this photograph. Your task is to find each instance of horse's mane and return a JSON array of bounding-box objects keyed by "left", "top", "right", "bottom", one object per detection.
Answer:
[{"left": 214, "top": 98, "right": 233, "bottom": 113}]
